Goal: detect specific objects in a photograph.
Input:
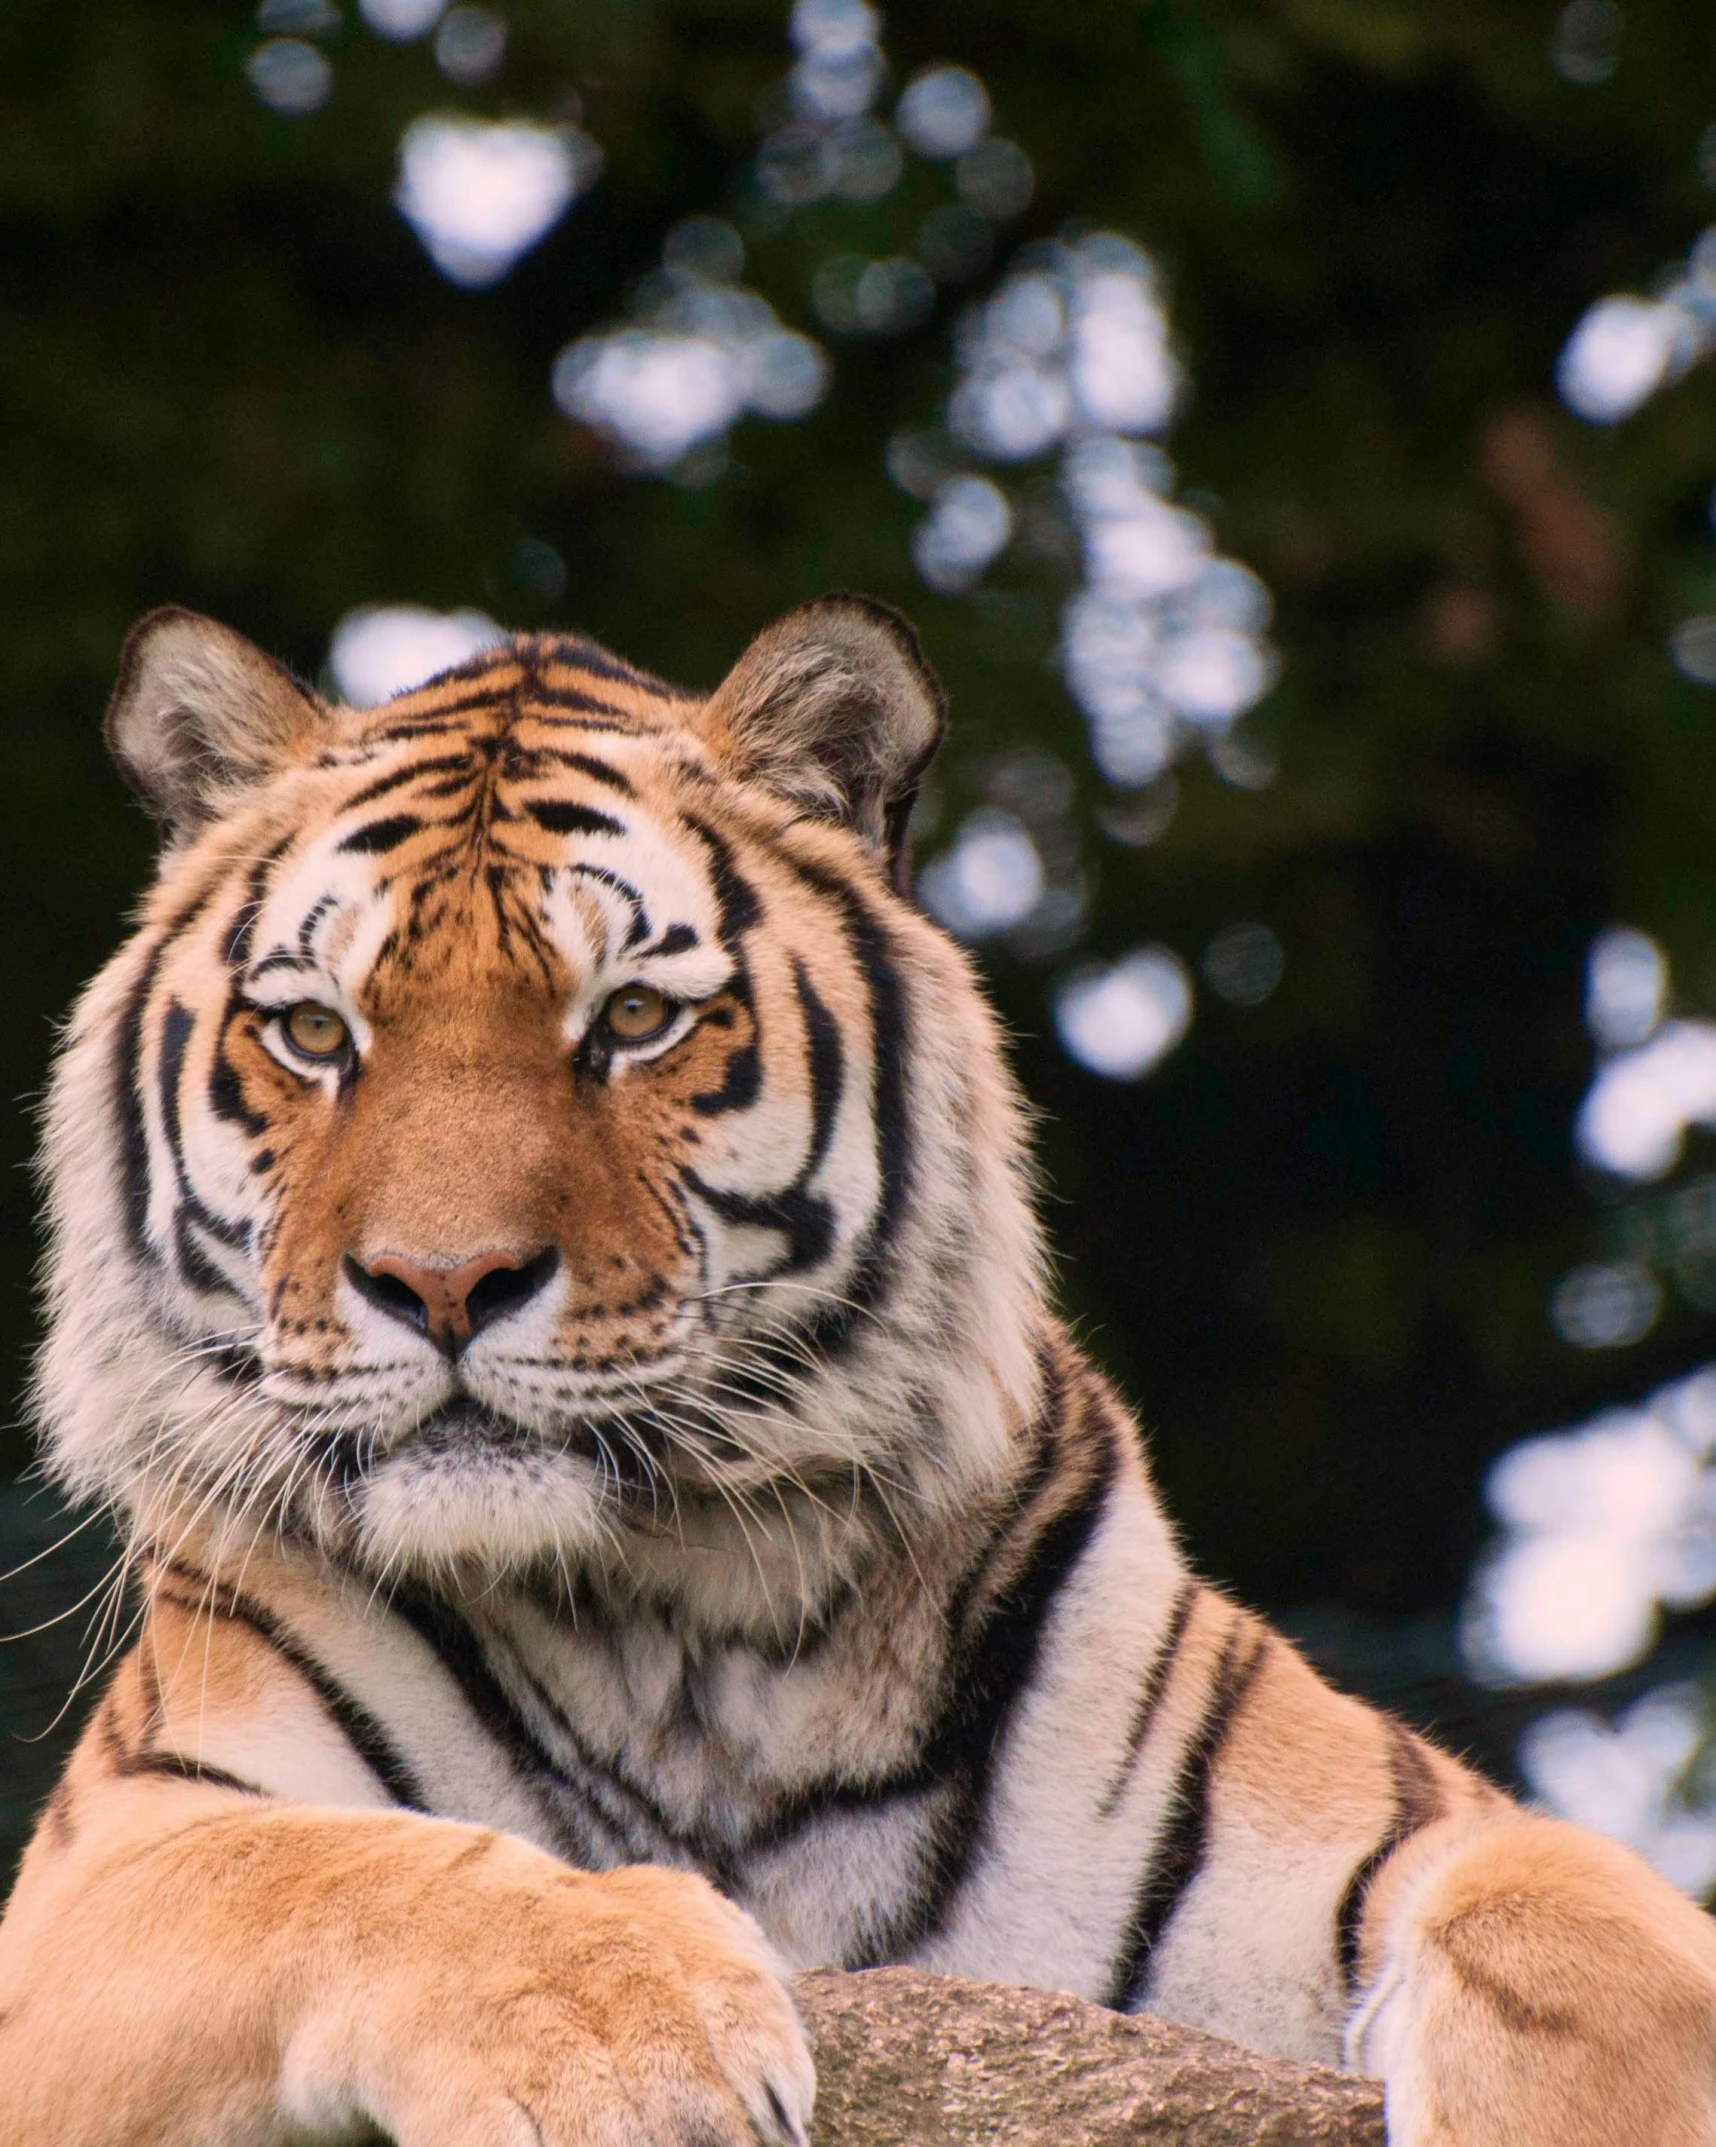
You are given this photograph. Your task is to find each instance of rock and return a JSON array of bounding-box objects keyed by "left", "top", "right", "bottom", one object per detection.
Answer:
[{"left": 794, "top": 1968, "right": 1386, "bottom": 2146}]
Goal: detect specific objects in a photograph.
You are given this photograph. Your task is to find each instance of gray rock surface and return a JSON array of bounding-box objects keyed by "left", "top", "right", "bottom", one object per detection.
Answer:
[{"left": 795, "top": 1968, "right": 1386, "bottom": 2146}]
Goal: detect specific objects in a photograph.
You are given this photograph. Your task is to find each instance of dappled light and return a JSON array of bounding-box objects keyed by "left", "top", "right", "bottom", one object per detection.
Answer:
[
  {"left": 553, "top": 219, "right": 829, "bottom": 470},
  {"left": 905, "top": 236, "right": 1278, "bottom": 792}
]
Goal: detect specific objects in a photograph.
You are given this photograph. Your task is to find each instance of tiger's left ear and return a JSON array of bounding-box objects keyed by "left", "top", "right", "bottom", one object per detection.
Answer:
[
  {"left": 106, "top": 607, "right": 325, "bottom": 840},
  {"left": 699, "top": 595, "right": 947, "bottom": 889}
]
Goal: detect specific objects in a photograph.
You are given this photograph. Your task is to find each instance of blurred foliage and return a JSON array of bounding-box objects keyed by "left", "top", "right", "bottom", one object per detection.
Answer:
[{"left": 5, "top": 0, "right": 1716, "bottom": 1844}]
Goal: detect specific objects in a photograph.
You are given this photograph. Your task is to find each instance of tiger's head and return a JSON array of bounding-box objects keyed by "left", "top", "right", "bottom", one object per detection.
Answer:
[{"left": 38, "top": 599, "right": 1043, "bottom": 1613}]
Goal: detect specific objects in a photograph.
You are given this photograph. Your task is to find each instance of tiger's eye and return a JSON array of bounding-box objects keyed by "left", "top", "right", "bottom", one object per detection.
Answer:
[
  {"left": 283, "top": 1003, "right": 350, "bottom": 1060},
  {"left": 602, "top": 984, "right": 674, "bottom": 1042}
]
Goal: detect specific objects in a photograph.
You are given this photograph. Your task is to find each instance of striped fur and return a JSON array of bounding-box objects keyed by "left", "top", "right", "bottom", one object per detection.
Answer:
[{"left": 5, "top": 601, "right": 1716, "bottom": 2145}]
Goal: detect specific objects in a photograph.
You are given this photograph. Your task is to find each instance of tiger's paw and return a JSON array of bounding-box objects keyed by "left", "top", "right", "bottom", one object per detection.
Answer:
[{"left": 282, "top": 1847, "right": 814, "bottom": 2147}]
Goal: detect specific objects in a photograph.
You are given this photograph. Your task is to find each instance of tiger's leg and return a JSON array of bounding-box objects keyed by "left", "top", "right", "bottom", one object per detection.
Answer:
[
  {"left": 0, "top": 1651, "right": 813, "bottom": 2147},
  {"left": 1349, "top": 1810, "right": 1716, "bottom": 2145}
]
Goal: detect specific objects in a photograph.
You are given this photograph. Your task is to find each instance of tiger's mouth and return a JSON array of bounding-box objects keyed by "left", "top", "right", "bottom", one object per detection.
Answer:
[
  {"left": 409, "top": 1400, "right": 547, "bottom": 1450},
  {"left": 388, "top": 1393, "right": 755, "bottom": 1489}
]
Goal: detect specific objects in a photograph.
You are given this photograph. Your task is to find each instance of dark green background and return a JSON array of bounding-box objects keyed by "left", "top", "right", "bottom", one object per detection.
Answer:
[{"left": 6, "top": 0, "right": 1716, "bottom": 1871}]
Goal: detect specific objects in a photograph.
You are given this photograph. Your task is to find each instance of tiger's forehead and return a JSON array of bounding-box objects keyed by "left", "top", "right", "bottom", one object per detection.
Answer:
[
  {"left": 331, "top": 635, "right": 706, "bottom": 757},
  {"left": 233, "top": 636, "right": 738, "bottom": 1010}
]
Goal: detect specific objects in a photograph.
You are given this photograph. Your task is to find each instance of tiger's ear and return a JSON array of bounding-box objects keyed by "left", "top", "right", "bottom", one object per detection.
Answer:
[
  {"left": 699, "top": 595, "right": 947, "bottom": 888},
  {"left": 105, "top": 607, "right": 324, "bottom": 837}
]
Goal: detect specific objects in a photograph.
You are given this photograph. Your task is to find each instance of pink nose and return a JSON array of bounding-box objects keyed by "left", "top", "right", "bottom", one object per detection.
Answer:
[{"left": 344, "top": 1247, "right": 558, "bottom": 1356}]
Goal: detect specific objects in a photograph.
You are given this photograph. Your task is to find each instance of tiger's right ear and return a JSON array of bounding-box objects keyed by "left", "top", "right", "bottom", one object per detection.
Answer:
[{"left": 105, "top": 607, "right": 324, "bottom": 837}]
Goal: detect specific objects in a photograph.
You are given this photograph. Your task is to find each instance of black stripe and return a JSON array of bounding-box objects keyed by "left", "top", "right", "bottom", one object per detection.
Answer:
[
  {"left": 541, "top": 641, "right": 680, "bottom": 697},
  {"left": 942, "top": 1336, "right": 1064, "bottom": 1642},
  {"left": 652, "top": 922, "right": 698, "bottom": 956},
  {"left": 1105, "top": 1620, "right": 1268, "bottom": 2011},
  {"left": 683, "top": 1172, "right": 835, "bottom": 1274},
  {"left": 114, "top": 1748, "right": 266, "bottom": 1798},
  {"left": 566, "top": 863, "right": 648, "bottom": 947},
  {"left": 678, "top": 816, "right": 848, "bottom": 1265},
  {"left": 116, "top": 939, "right": 172, "bottom": 1258},
  {"left": 338, "top": 813, "right": 424, "bottom": 855},
  {"left": 384, "top": 1585, "right": 584, "bottom": 1852},
  {"left": 339, "top": 752, "right": 472, "bottom": 813},
  {"left": 221, "top": 838, "right": 291, "bottom": 970},
  {"left": 372, "top": 652, "right": 520, "bottom": 705},
  {"left": 899, "top": 1385, "right": 1118, "bottom": 1948},
  {"left": 690, "top": 1041, "right": 760, "bottom": 1118},
  {"left": 1097, "top": 1580, "right": 1198, "bottom": 1818},
  {"left": 528, "top": 798, "right": 625, "bottom": 840},
  {"left": 374, "top": 714, "right": 482, "bottom": 739},
  {"left": 681, "top": 814, "right": 762, "bottom": 945},
  {"left": 792, "top": 957, "right": 845, "bottom": 1183},
  {"left": 159, "top": 1568, "right": 429, "bottom": 1812},
  {"left": 526, "top": 681, "right": 630, "bottom": 712},
  {"left": 208, "top": 990, "right": 268, "bottom": 1137},
  {"left": 727, "top": 1359, "right": 1070, "bottom": 1869},
  {"left": 523, "top": 710, "right": 652, "bottom": 736},
  {"left": 112, "top": 881, "right": 219, "bottom": 1258},
  {"left": 533, "top": 748, "right": 635, "bottom": 796},
  {"left": 158, "top": 1001, "right": 246, "bottom": 1250},
  {"left": 464, "top": 1609, "right": 696, "bottom": 1866},
  {"left": 1335, "top": 1721, "right": 1442, "bottom": 1992},
  {"left": 772, "top": 854, "right": 910, "bottom": 1360}
]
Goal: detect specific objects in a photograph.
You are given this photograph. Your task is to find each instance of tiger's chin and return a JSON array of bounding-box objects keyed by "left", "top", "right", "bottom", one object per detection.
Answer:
[{"left": 344, "top": 1413, "right": 617, "bottom": 1581}]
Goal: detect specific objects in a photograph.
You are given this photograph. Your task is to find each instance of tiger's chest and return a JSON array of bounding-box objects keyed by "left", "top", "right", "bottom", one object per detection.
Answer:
[{"left": 460, "top": 1587, "right": 963, "bottom": 1966}]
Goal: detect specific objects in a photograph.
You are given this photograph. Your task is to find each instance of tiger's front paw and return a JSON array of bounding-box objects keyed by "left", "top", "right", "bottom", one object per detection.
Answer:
[{"left": 283, "top": 1844, "right": 813, "bottom": 2147}]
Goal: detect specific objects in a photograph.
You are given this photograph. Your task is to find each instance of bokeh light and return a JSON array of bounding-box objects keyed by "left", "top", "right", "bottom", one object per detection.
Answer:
[
  {"left": 1557, "top": 231, "right": 1716, "bottom": 426},
  {"left": 895, "top": 67, "right": 991, "bottom": 160},
  {"left": 246, "top": 39, "right": 334, "bottom": 117},
  {"left": 394, "top": 118, "right": 598, "bottom": 290},
  {"left": 811, "top": 253, "right": 936, "bottom": 336},
  {"left": 917, "top": 809, "right": 1044, "bottom": 940},
  {"left": 1548, "top": 0, "right": 1623, "bottom": 87},
  {"left": 905, "top": 234, "right": 1277, "bottom": 791},
  {"left": 360, "top": 0, "right": 444, "bottom": 39},
  {"left": 1577, "top": 1021, "right": 1716, "bottom": 1181},
  {"left": 258, "top": 0, "right": 340, "bottom": 32},
  {"left": 910, "top": 474, "right": 1012, "bottom": 591},
  {"left": 553, "top": 219, "right": 829, "bottom": 470},
  {"left": 1550, "top": 1260, "right": 1662, "bottom": 1350},
  {"left": 1671, "top": 615, "right": 1716, "bottom": 687},
  {"left": 1202, "top": 922, "right": 1284, "bottom": 1007},
  {"left": 1463, "top": 1369, "right": 1716, "bottom": 1686},
  {"left": 328, "top": 605, "right": 504, "bottom": 704},
  {"left": 1521, "top": 1688, "right": 1716, "bottom": 1897},
  {"left": 434, "top": 6, "right": 506, "bottom": 86},
  {"left": 1053, "top": 948, "right": 1193, "bottom": 1081},
  {"left": 1586, "top": 925, "right": 1667, "bottom": 1051}
]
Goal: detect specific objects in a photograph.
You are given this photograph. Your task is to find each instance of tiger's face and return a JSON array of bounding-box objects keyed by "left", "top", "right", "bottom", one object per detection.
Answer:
[{"left": 39, "top": 601, "right": 1041, "bottom": 1600}]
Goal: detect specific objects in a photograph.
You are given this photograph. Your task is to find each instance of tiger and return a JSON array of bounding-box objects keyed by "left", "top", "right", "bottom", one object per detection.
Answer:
[{"left": 2, "top": 595, "right": 1714, "bottom": 2146}]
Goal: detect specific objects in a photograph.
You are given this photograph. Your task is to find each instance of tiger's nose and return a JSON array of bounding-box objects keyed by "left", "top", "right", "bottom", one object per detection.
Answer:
[{"left": 343, "top": 1247, "right": 560, "bottom": 1357}]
